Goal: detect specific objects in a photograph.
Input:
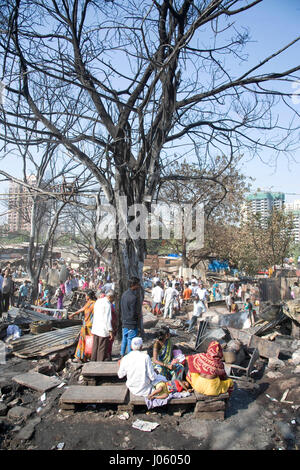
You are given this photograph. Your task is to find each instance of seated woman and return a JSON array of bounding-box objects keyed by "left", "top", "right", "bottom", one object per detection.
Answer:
[
  {"left": 152, "top": 326, "right": 184, "bottom": 381},
  {"left": 147, "top": 379, "right": 191, "bottom": 400},
  {"left": 186, "top": 341, "right": 234, "bottom": 396},
  {"left": 69, "top": 290, "right": 97, "bottom": 362}
]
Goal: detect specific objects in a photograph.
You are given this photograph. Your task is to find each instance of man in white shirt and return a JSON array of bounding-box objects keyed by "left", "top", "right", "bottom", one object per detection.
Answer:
[
  {"left": 186, "top": 283, "right": 208, "bottom": 332},
  {"left": 118, "top": 337, "right": 159, "bottom": 397},
  {"left": 151, "top": 282, "right": 164, "bottom": 315},
  {"left": 196, "top": 283, "right": 208, "bottom": 309},
  {"left": 191, "top": 281, "right": 198, "bottom": 298},
  {"left": 163, "top": 282, "right": 178, "bottom": 319},
  {"left": 91, "top": 290, "right": 114, "bottom": 361}
]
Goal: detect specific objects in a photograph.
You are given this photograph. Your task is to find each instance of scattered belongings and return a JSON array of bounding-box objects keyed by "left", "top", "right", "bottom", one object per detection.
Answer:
[
  {"left": 224, "top": 348, "right": 259, "bottom": 381},
  {"left": 129, "top": 392, "right": 196, "bottom": 409},
  {"left": 13, "top": 372, "right": 61, "bottom": 393},
  {"left": 6, "top": 325, "right": 22, "bottom": 341},
  {"left": 129, "top": 391, "right": 229, "bottom": 420},
  {"left": 67, "top": 291, "right": 87, "bottom": 313},
  {"left": 5, "top": 307, "right": 81, "bottom": 330},
  {"left": 227, "top": 327, "right": 281, "bottom": 359},
  {"left": 9, "top": 325, "right": 81, "bottom": 358},
  {"left": 283, "top": 300, "right": 300, "bottom": 324},
  {"left": 222, "top": 339, "right": 244, "bottom": 365}
]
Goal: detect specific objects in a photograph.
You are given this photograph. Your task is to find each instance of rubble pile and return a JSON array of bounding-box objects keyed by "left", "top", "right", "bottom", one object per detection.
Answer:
[{"left": 0, "top": 287, "right": 300, "bottom": 450}]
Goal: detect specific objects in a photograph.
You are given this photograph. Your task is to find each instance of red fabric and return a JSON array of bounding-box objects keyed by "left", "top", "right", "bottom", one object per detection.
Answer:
[
  {"left": 187, "top": 341, "right": 225, "bottom": 376},
  {"left": 84, "top": 335, "right": 94, "bottom": 356},
  {"left": 174, "top": 380, "right": 184, "bottom": 393}
]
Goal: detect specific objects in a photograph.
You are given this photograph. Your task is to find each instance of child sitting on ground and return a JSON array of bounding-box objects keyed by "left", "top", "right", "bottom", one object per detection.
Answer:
[{"left": 147, "top": 379, "right": 192, "bottom": 400}]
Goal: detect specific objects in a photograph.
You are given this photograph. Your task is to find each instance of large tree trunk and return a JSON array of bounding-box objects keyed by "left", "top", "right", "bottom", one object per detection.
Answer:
[{"left": 112, "top": 175, "right": 147, "bottom": 338}]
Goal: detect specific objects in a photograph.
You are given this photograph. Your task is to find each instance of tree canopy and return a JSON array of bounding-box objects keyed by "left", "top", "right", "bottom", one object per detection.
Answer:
[{"left": 0, "top": 0, "right": 299, "bottom": 285}]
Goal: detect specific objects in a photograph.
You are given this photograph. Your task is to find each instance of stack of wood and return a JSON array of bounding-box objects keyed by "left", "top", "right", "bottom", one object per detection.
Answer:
[{"left": 194, "top": 392, "right": 229, "bottom": 420}]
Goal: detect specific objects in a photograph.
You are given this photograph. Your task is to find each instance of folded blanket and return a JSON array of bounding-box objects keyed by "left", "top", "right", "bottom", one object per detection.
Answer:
[{"left": 145, "top": 391, "right": 191, "bottom": 409}]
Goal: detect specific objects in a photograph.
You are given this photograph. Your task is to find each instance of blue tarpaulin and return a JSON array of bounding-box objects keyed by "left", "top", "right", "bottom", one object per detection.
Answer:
[{"left": 208, "top": 260, "right": 229, "bottom": 272}]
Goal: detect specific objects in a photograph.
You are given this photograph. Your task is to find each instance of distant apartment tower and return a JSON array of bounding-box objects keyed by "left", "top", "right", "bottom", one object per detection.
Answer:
[
  {"left": 285, "top": 199, "right": 300, "bottom": 243},
  {"left": 242, "top": 191, "right": 285, "bottom": 225},
  {"left": 7, "top": 175, "right": 36, "bottom": 232}
]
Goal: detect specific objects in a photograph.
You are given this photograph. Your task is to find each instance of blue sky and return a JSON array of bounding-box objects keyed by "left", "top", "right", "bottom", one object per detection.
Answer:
[
  {"left": 234, "top": 0, "right": 300, "bottom": 202},
  {"left": 1, "top": 0, "right": 300, "bottom": 203}
]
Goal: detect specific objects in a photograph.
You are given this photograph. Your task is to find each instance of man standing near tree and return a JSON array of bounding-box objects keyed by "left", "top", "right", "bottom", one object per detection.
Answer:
[
  {"left": 91, "top": 290, "right": 114, "bottom": 361},
  {"left": 120, "top": 277, "right": 142, "bottom": 358}
]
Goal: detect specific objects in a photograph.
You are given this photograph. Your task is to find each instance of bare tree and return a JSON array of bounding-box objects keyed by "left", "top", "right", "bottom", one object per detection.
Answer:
[
  {"left": 0, "top": 139, "right": 93, "bottom": 299},
  {"left": 0, "top": 0, "right": 299, "bottom": 301},
  {"left": 63, "top": 201, "right": 112, "bottom": 271}
]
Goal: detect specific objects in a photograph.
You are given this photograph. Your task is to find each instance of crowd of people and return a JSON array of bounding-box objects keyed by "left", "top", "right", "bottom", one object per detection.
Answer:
[
  {"left": 60, "top": 273, "right": 235, "bottom": 401},
  {"left": 0, "top": 265, "right": 257, "bottom": 400}
]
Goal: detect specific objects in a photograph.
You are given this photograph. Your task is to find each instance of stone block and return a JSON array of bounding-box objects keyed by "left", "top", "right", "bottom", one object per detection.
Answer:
[
  {"left": 194, "top": 410, "right": 225, "bottom": 420},
  {"left": 7, "top": 406, "right": 33, "bottom": 421},
  {"left": 195, "top": 400, "right": 225, "bottom": 413}
]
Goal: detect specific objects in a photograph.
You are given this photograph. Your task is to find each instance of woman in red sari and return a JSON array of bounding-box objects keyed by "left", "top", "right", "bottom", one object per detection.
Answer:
[
  {"left": 186, "top": 341, "right": 234, "bottom": 396},
  {"left": 69, "top": 290, "right": 97, "bottom": 362}
]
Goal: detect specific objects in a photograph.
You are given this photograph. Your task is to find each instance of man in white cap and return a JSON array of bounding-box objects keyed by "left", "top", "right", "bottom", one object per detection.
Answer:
[{"left": 118, "top": 337, "right": 160, "bottom": 397}]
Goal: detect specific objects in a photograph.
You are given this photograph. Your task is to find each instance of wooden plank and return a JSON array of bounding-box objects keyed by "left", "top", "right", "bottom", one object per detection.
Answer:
[
  {"left": 129, "top": 392, "right": 196, "bottom": 406},
  {"left": 168, "top": 395, "right": 196, "bottom": 405},
  {"left": 195, "top": 392, "right": 229, "bottom": 402},
  {"left": 82, "top": 361, "right": 119, "bottom": 377},
  {"left": 61, "top": 385, "right": 128, "bottom": 404},
  {"left": 13, "top": 372, "right": 62, "bottom": 393}
]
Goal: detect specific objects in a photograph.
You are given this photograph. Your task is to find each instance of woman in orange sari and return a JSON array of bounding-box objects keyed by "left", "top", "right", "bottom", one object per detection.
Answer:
[
  {"left": 69, "top": 290, "right": 97, "bottom": 362},
  {"left": 186, "top": 341, "right": 234, "bottom": 396}
]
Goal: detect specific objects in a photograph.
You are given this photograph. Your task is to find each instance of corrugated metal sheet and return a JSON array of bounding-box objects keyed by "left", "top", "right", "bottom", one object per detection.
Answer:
[
  {"left": 10, "top": 325, "right": 81, "bottom": 358},
  {"left": 6, "top": 307, "right": 81, "bottom": 328}
]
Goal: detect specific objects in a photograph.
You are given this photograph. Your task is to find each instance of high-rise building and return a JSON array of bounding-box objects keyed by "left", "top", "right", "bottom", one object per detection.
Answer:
[
  {"left": 7, "top": 175, "right": 36, "bottom": 232},
  {"left": 242, "top": 191, "right": 285, "bottom": 225},
  {"left": 285, "top": 199, "right": 300, "bottom": 243}
]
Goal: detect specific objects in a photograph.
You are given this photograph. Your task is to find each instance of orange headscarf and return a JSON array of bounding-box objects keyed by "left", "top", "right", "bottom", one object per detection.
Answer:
[{"left": 187, "top": 341, "right": 225, "bottom": 376}]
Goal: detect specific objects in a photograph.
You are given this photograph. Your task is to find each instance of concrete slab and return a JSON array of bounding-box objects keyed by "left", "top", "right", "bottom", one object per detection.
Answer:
[
  {"left": 82, "top": 361, "right": 119, "bottom": 377},
  {"left": 13, "top": 372, "right": 62, "bottom": 393},
  {"left": 61, "top": 385, "right": 128, "bottom": 404}
]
